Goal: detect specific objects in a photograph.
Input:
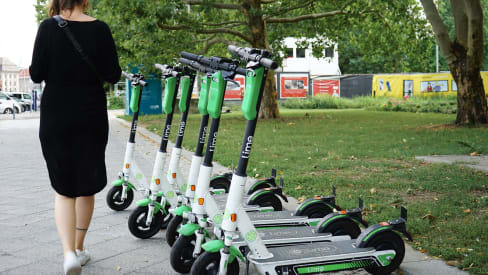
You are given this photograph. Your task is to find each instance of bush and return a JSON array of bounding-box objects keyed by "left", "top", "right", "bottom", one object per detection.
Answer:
[
  {"left": 108, "top": 95, "right": 125, "bottom": 110},
  {"left": 280, "top": 95, "right": 465, "bottom": 114}
]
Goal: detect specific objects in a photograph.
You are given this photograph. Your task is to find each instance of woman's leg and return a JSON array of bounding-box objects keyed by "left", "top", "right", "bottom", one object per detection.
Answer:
[
  {"left": 75, "top": 195, "right": 95, "bottom": 251},
  {"left": 54, "top": 193, "right": 76, "bottom": 254}
]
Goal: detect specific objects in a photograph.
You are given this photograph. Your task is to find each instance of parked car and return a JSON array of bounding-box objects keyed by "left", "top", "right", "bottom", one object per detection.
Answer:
[
  {"left": 4, "top": 94, "right": 22, "bottom": 113},
  {"left": 13, "top": 97, "right": 27, "bottom": 112},
  {"left": 0, "top": 92, "right": 15, "bottom": 114},
  {"left": 7, "top": 92, "right": 33, "bottom": 111}
]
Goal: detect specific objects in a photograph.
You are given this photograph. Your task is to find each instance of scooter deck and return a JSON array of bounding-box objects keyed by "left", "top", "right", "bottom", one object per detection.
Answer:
[
  {"left": 248, "top": 210, "right": 309, "bottom": 226},
  {"left": 249, "top": 240, "right": 373, "bottom": 264},
  {"left": 232, "top": 227, "right": 350, "bottom": 251}
]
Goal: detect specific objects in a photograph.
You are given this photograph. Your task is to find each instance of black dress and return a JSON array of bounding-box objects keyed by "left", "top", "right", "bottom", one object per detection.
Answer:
[{"left": 30, "top": 18, "right": 121, "bottom": 197}]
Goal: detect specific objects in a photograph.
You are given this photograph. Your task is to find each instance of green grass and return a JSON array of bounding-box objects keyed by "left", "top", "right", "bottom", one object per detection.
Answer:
[{"left": 123, "top": 109, "right": 488, "bottom": 274}]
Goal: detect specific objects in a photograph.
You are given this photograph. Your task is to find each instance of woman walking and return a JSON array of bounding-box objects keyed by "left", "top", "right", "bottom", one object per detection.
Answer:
[{"left": 30, "top": 0, "right": 121, "bottom": 274}]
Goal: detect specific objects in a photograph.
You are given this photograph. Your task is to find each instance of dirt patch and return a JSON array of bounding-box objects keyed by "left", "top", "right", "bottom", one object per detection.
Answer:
[{"left": 404, "top": 190, "right": 440, "bottom": 203}]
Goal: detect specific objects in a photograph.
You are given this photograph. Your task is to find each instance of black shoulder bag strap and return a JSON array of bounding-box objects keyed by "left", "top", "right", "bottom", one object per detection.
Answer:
[{"left": 53, "top": 15, "right": 105, "bottom": 84}]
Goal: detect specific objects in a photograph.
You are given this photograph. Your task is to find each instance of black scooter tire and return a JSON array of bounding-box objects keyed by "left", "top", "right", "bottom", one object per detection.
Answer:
[
  {"left": 248, "top": 193, "right": 282, "bottom": 211},
  {"left": 297, "top": 202, "right": 333, "bottom": 219},
  {"left": 209, "top": 177, "right": 230, "bottom": 193},
  {"left": 106, "top": 185, "right": 134, "bottom": 211},
  {"left": 317, "top": 218, "right": 362, "bottom": 239},
  {"left": 364, "top": 231, "right": 405, "bottom": 275},
  {"left": 166, "top": 215, "right": 183, "bottom": 247},
  {"left": 128, "top": 206, "right": 163, "bottom": 239},
  {"left": 170, "top": 235, "right": 197, "bottom": 273},
  {"left": 190, "top": 251, "right": 239, "bottom": 275}
]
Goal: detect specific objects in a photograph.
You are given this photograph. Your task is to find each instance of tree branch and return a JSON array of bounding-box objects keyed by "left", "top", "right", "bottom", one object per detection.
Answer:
[
  {"left": 419, "top": 0, "right": 455, "bottom": 62},
  {"left": 156, "top": 22, "right": 253, "bottom": 44},
  {"left": 450, "top": 0, "right": 468, "bottom": 48},
  {"left": 264, "top": 0, "right": 314, "bottom": 19},
  {"left": 464, "top": 0, "right": 484, "bottom": 70},
  {"left": 200, "top": 21, "right": 246, "bottom": 27},
  {"left": 260, "top": 0, "right": 278, "bottom": 4},
  {"left": 266, "top": 10, "right": 347, "bottom": 23},
  {"left": 183, "top": 0, "right": 243, "bottom": 10},
  {"left": 200, "top": 37, "right": 240, "bottom": 54}
]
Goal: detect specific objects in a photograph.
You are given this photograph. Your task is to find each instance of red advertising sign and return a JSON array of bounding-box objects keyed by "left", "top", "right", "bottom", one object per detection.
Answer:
[
  {"left": 280, "top": 74, "right": 308, "bottom": 98},
  {"left": 224, "top": 75, "right": 245, "bottom": 100},
  {"left": 313, "top": 79, "right": 340, "bottom": 97}
]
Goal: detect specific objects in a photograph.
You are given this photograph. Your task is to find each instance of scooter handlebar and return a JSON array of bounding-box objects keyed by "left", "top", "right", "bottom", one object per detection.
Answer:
[
  {"left": 122, "top": 71, "right": 148, "bottom": 86},
  {"left": 228, "top": 45, "right": 278, "bottom": 70},
  {"left": 179, "top": 58, "right": 215, "bottom": 74},
  {"left": 155, "top": 63, "right": 179, "bottom": 77}
]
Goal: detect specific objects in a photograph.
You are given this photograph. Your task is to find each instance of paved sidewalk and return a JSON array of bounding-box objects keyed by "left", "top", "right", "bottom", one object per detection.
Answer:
[{"left": 0, "top": 112, "right": 467, "bottom": 275}]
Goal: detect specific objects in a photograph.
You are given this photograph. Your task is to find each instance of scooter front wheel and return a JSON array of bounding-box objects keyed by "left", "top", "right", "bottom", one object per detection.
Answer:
[
  {"left": 170, "top": 235, "right": 197, "bottom": 273},
  {"left": 166, "top": 215, "right": 183, "bottom": 246},
  {"left": 106, "top": 185, "right": 134, "bottom": 211},
  {"left": 128, "top": 206, "right": 163, "bottom": 239},
  {"left": 364, "top": 231, "right": 405, "bottom": 274},
  {"left": 190, "top": 251, "right": 239, "bottom": 275}
]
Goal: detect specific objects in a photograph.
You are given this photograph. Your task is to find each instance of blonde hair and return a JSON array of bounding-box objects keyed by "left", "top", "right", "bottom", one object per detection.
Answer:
[{"left": 48, "top": 0, "right": 86, "bottom": 17}]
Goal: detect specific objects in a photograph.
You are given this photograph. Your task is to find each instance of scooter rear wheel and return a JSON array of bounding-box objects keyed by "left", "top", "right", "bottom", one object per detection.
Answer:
[
  {"left": 166, "top": 215, "right": 183, "bottom": 246},
  {"left": 209, "top": 177, "right": 230, "bottom": 193},
  {"left": 190, "top": 251, "right": 239, "bottom": 275},
  {"left": 297, "top": 202, "right": 333, "bottom": 219},
  {"left": 106, "top": 186, "right": 134, "bottom": 211},
  {"left": 128, "top": 206, "right": 163, "bottom": 239},
  {"left": 170, "top": 235, "right": 197, "bottom": 273},
  {"left": 317, "top": 218, "right": 362, "bottom": 239},
  {"left": 248, "top": 193, "right": 282, "bottom": 211},
  {"left": 364, "top": 231, "right": 405, "bottom": 275}
]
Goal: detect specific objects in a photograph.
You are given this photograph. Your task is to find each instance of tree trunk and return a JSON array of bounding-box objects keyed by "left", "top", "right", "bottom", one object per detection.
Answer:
[
  {"left": 449, "top": 47, "right": 487, "bottom": 125},
  {"left": 420, "top": 0, "right": 487, "bottom": 125},
  {"left": 243, "top": 0, "right": 281, "bottom": 119}
]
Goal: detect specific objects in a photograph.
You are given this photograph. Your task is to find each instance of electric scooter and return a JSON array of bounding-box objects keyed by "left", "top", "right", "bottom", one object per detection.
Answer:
[
  {"left": 127, "top": 64, "right": 194, "bottom": 238},
  {"left": 166, "top": 58, "right": 290, "bottom": 247},
  {"left": 190, "top": 45, "right": 412, "bottom": 275},
  {"left": 169, "top": 52, "right": 367, "bottom": 273},
  {"left": 106, "top": 72, "right": 149, "bottom": 211}
]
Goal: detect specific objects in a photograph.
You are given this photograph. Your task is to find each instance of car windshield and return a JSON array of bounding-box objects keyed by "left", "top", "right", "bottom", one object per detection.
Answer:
[{"left": 23, "top": 94, "right": 32, "bottom": 99}]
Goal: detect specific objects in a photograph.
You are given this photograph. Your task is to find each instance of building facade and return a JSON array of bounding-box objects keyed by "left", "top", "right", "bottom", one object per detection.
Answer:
[
  {"left": 19, "top": 68, "right": 33, "bottom": 93},
  {"left": 0, "top": 57, "right": 20, "bottom": 92}
]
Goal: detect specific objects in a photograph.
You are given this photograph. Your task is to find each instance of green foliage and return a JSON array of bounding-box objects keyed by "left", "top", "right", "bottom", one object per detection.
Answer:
[
  {"left": 434, "top": 0, "right": 488, "bottom": 71},
  {"left": 281, "top": 95, "right": 463, "bottom": 114},
  {"left": 127, "top": 109, "right": 488, "bottom": 274},
  {"left": 34, "top": 0, "right": 48, "bottom": 23},
  {"left": 107, "top": 95, "right": 125, "bottom": 109}
]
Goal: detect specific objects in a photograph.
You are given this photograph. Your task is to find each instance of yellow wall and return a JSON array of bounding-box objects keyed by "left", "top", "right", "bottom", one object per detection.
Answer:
[{"left": 372, "top": 72, "right": 488, "bottom": 99}]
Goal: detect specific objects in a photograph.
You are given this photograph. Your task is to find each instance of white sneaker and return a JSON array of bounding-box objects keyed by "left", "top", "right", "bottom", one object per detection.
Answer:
[
  {"left": 64, "top": 251, "right": 81, "bottom": 275},
  {"left": 75, "top": 249, "right": 91, "bottom": 266}
]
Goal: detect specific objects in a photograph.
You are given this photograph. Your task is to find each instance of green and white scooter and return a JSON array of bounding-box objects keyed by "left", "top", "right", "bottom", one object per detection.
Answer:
[
  {"left": 190, "top": 46, "right": 413, "bottom": 275},
  {"left": 106, "top": 71, "right": 149, "bottom": 211},
  {"left": 178, "top": 52, "right": 344, "bottom": 228},
  {"left": 169, "top": 51, "right": 367, "bottom": 273},
  {"left": 127, "top": 64, "right": 195, "bottom": 238},
  {"left": 166, "top": 57, "right": 291, "bottom": 247}
]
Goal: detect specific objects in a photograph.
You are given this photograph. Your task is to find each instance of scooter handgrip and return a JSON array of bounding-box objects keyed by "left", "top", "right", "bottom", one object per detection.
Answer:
[
  {"left": 155, "top": 63, "right": 168, "bottom": 71},
  {"left": 179, "top": 58, "right": 215, "bottom": 74},
  {"left": 181, "top": 52, "right": 200, "bottom": 62},
  {"left": 139, "top": 79, "right": 148, "bottom": 87},
  {"left": 122, "top": 71, "right": 133, "bottom": 80},
  {"left": 260, "top": 57, "right": 278, "bottom": 70},
  {"left": 236, "top": 67, "right": 247, "bottom": 76}
]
